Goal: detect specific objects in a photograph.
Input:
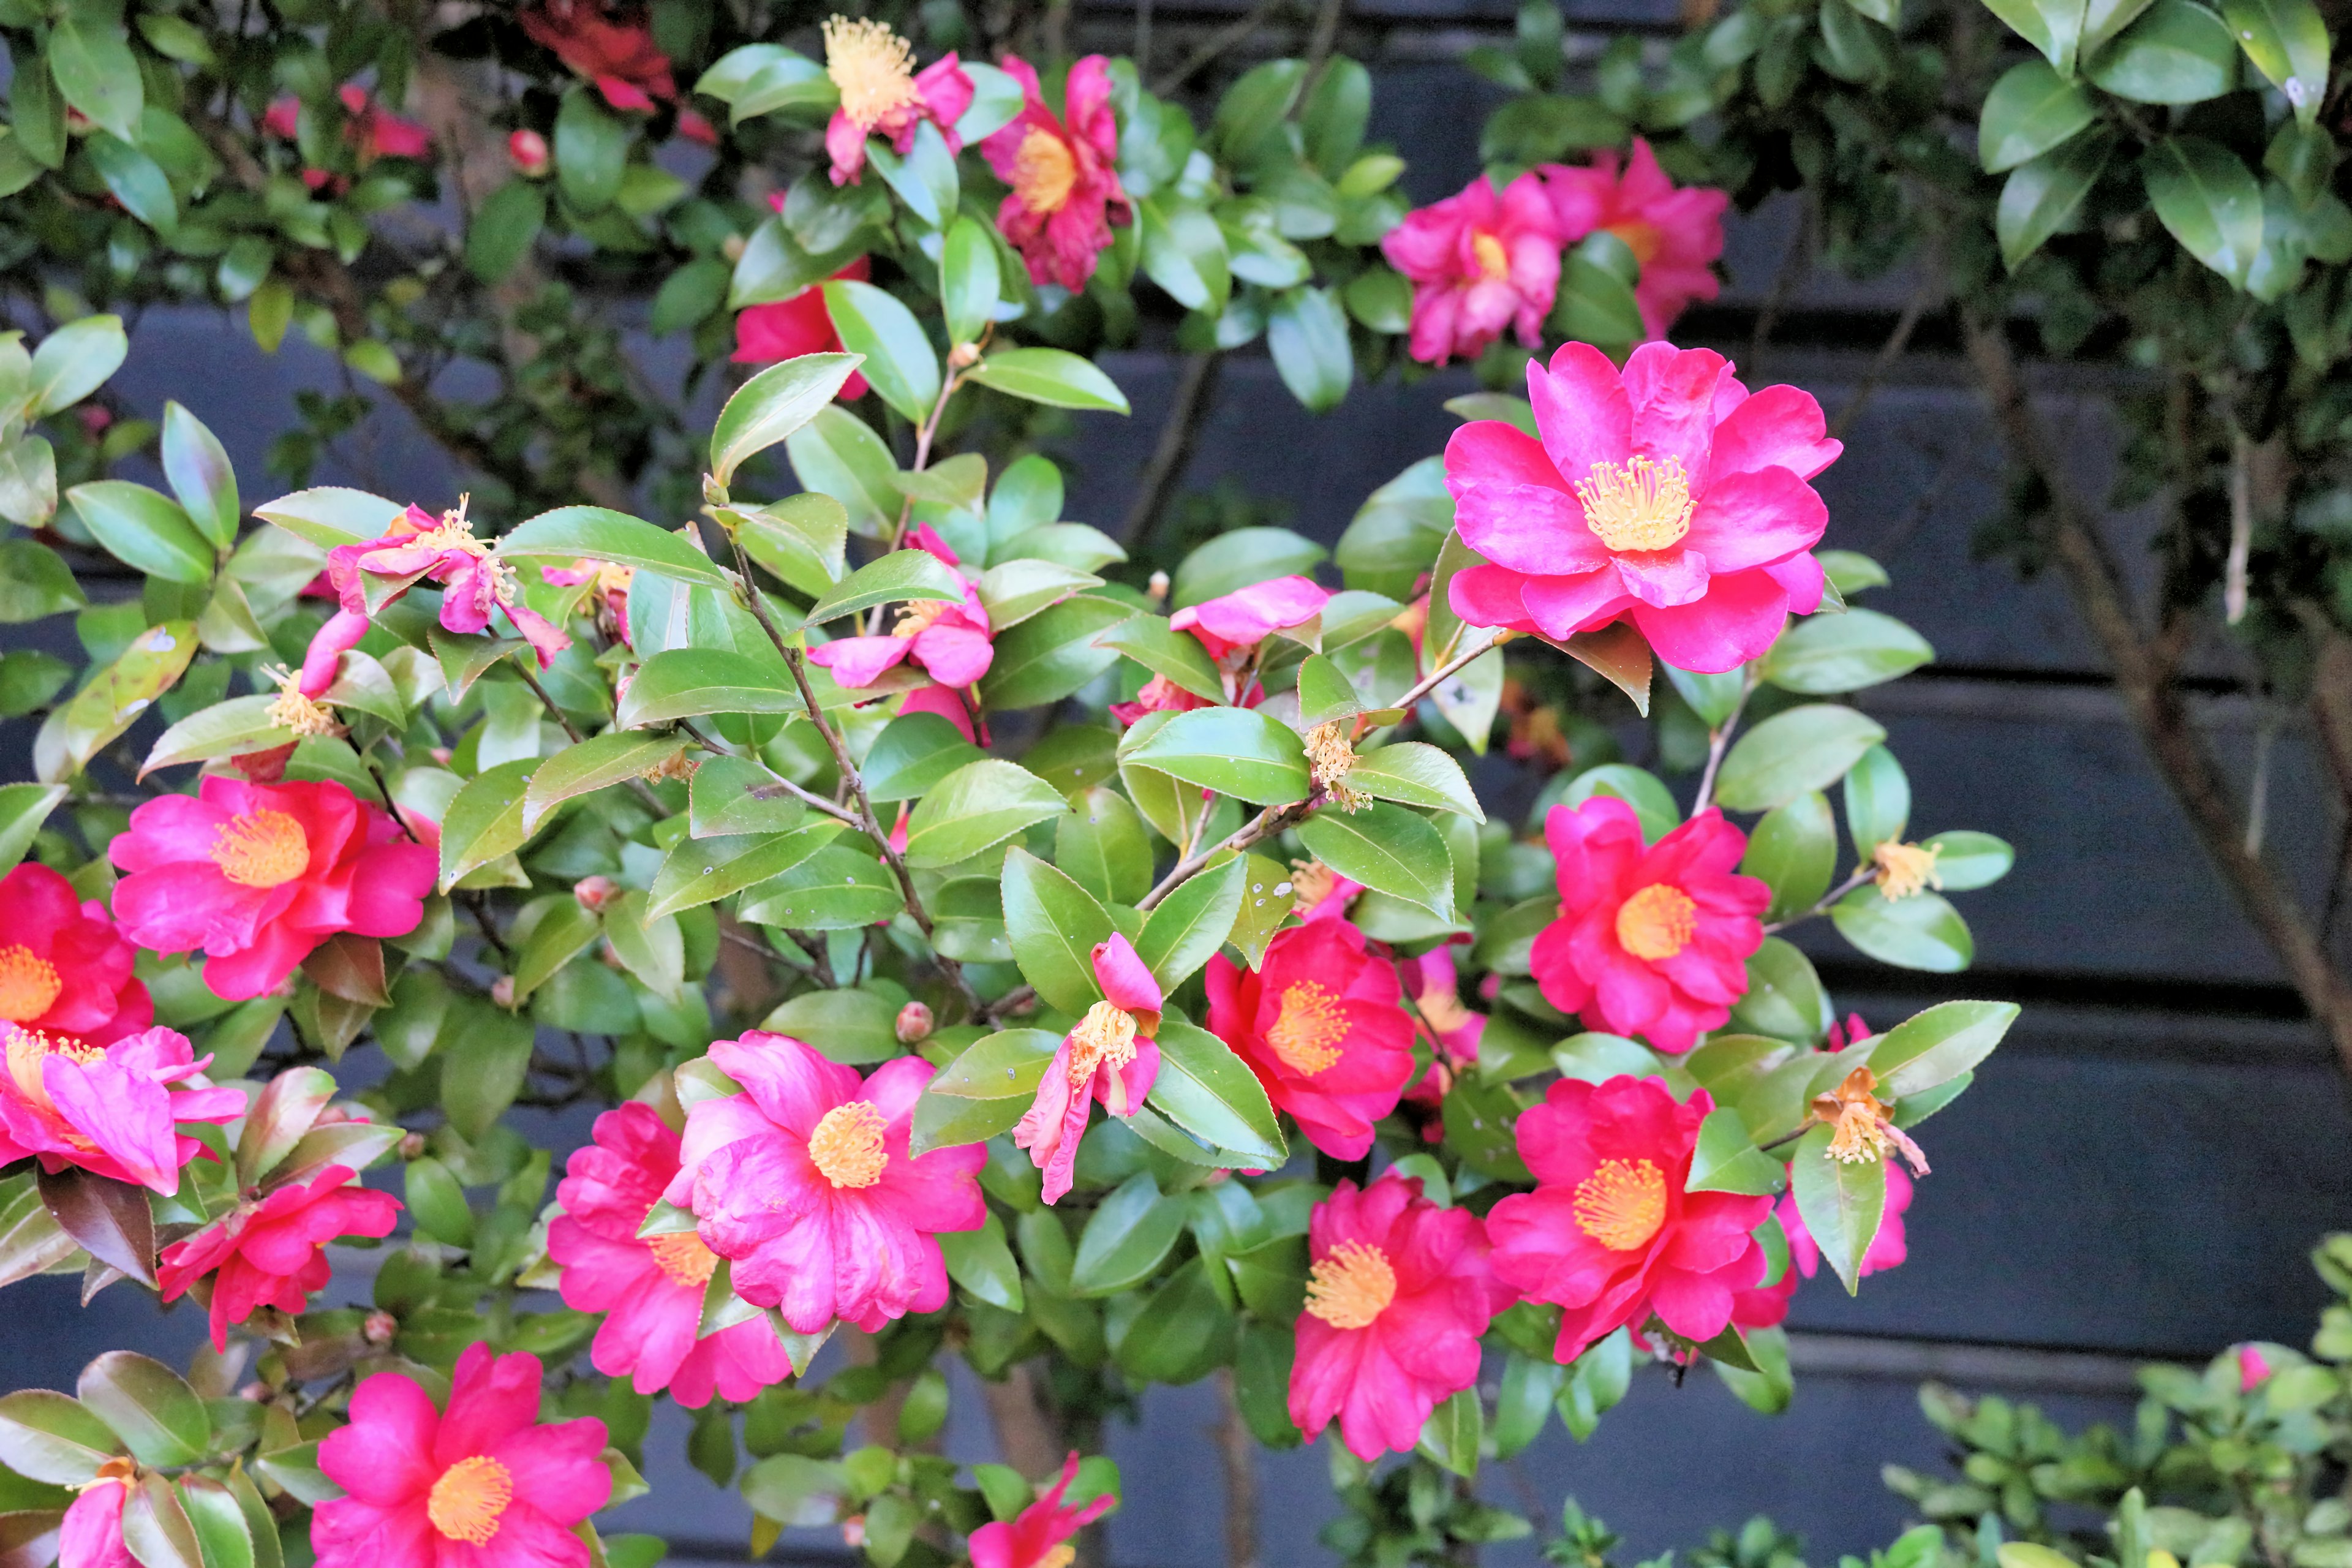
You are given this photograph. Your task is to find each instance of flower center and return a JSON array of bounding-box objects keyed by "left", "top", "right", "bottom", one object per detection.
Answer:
[
  {"left": 1303, "top": 1240, "right": 1396, "bottom": 1330},
  {"left": 211, "top": 809, "right": 309, "bottom": 889},
  {"left": 1615, "top": 884, "right": 1696, "bottom": 962},
  {"left": 892, "top": 599, "right": 948, "bottom": 639},
  {"left": 1575, "top": 456, "right": 1695, "bottom": 553},
  {"left": 1572, "top": 1158, "right": 1667, "bottom": 1252},
  {"left": 426, "top": 1455, "right": 514, "bottom": 1545},
  {"left": 1304, "top": 723, "right": 1366, "bottom": 814},
  {"left": 1012, "top": 127, "right": 1079, "bottom": 216},
  {"left": 1604, "top": 219, "right": 1663, "bottom": 267},
  {"left": 1416, "top": 982, "right": 1472, "bottom": 1040},
  {"left": 1873, "top": 840, "right": 1942, "bottom": 901},
  {"left": 0, "top": 947, "right": 62, "bottom": 1023},
  {"left": 824, "top": 15, "right": 919, "bottom": 129},
  {"left": 1267, "top": 982, "right": 1348, "bottom": 1076},
  {"left": 808, "top": 1100, "right": 889, "bottom": 1189},
  {"left": 1039, "top": 1548, "right": 1077, "bottom": 1568},
  {"left": 647, "top": 1229, "right": 720, "bottom": 1289},
  {"left": 416, "top": 500, "right": 492, "bottom": 560},
  {"left": 265, "top": 666, "right": 341, "bottom": 739},
  {"left": 1066, "top": 1000, "right": 1139, "bottom": 1107},
  {"left": 1470, "top": 230, "right": 1510, "bottom": 282},
  {"left": 6, "top": 1025, "right": 101, "bottom": 1110}
]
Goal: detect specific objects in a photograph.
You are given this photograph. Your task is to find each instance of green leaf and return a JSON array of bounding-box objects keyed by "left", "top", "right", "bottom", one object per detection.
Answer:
[
  {"left": 1001, "top": 848, "right": 1113, "bottom": 1014},
  {"left": 1057, "top": 787, "right": 1153, "bottom": 906},
  {"left": 731, "top": 494, "right": 849, "bottom": 597},
  {"left": 867, "top": 118, "right": 959, "bottom": 228},
  {"left": 1790, "top": 1123, "right": 1887, "bottom": 1293},
  {"left": 1135, "top": 857, "right": 1246, "bottom": 991},
  {"left": 614, "top": 649, "right": 797, "bottom": 728},
  {"left": 48, "top": 18, "right": 143, "bottom": 140},
  {"left": 1417, "top": 1389, "right": 1482, "bottom": 1480},
  {"left": 1070, "top": 1174, "right": 1185, "bottom": 1296},
  {"left": 1925, "top": 829, "right": 2014, "bottom": 889},
  {"left": 649, "top": 822, "right": 843, "bottom": 918},
  {"left": 737, "top": 844, "right": 903, "bottom": 930},
  {"left": 67, "top": 483, "right": 213, "bottom": 584},
  {"left": 755, "top": 990, "right": 903, "bottom": 1070},
  {"left": 1561, "top": 764, "right": 1679, "bottom": 842},
  {"left": 510, "top": 897, "right": 600, "bottom": 1004},
  {"left": 1741, "top": 791, "right": 1834, "bottom": 922},
  {"left": 712, "top": 355, "right": 867, "bottom": 488},
  {"left": 1266, "top": 287, "right": 1352, "bottom": 413},
  {"left": 964, "top": 349, "right": 1130, "bottom": 413},
  {"left": 121, "top": 1476, "right": 203, "bottom": 1568},
  {"left": 440, "top": 1008, "right": 535, "bottom": 1141},
  {"left": 1713, "top": 704, "right": 1887, "bottom": 812},
  {"left": 439, "top": 760, "right": 539, "bottom": 892},
  {"left": 0, "top": 1173, "right": 76, "bottom": 1291},
  {"left": 87, "top": 134, "right": 175, "bottom": 233},
  {"left": 927, "top": 1029, "right": 1060, "bottom": 1100},
  {"left": 2144, "top": 135, "right": 2264, "bottom": 287},
  {"left": 1831, "top": 886, "right": 1974, "bottom": 971},
  {"left": 940, "top": 217, "right": 1001, "bottom": 348},
  {"left": 78, "top": 1354, "right": 206, "bottom": 1468},
  {"left": 1980, "top": 60, "right": 2097, "bottom": 174},
  {"left": 0, "top": 540, "right": 85, "bottom": 622},
  {"left": 1727, "top": 938, "right": 1833, "bottom": 1044},
  {"left": 555, "top": 88, "right": 628, "bottom": 213},
  {"left": 978, "top": 559, "right": 1102, "bottom": 631},
  {"left": 1859, "top": 1000, "right": 2020, "bottom": 1098},
  {"left": 1983, "top": 0, "right": 2088, "bottom": 72},
  {"left": 2087, "top": 0, "right": 2237, "bottom": 100},
  {"left": 1140, "top": 199, "right": 1232, "bottom": 314},
  {"left": 938, "top": 1212, "right": 1023, "bottom": 1312},
  {"left": 980, "top": 596, "right": 1132, "bottom": 709},
  {"left": 1148, "top": 1020, "right": 1286, "bottom": 1163},
  {"left": 0, "top": 1391, "right": 118, "bottom": 1483},
  {"left": 821, "top": 280, "right": 939, "bottom": 425},
  {"left": 179, "top": 1477, "right": 255, "bottom": 1568},
  {"left": 901, "top": 760, "right": 1069, "bottom": 868},
  {"left": 47, "top": 621, "right": 198, "bottom": 780},
  {"left": 1124, "top": 708, "right": 1309, "bottom": 804},
  {"left": 159, "top": 404, "right": 238, "bottom": 549},
  {"left": 2221, "top": 0, "right": 2329, "bottom": 116},
  {"left": 1297, "top": 804, "right": 1453, "bottom": 916},
  {"left": 862, "top": 712, "right": 987, "bottom": 803},
  {"left": 461, "top": 179, "right": 545, "bottom": 284},
  {"left": 1763, "top": 608, "right": 1934, "bottom": 693},
  {"left": 252, "top": 486, "right": 401, "bottom": 549},
  {"left": 0, "top": 783, "right": 68, "bottom": 874},
  {"left": 1999, "top": 132, "right": 2113, "bottom": 270},
  {"left": 1346, "top": 742, "right": 1483, "bottom": 820},
  {"left": 1843, "top": 744, "right": 1911, "bottom": 854},
  {"left": 806, "top": 548, "right": 965, "bottom": 625},
  {"left": 1096, "top": 614, "right": 1226, "bottom": 701},
  {"left": 1226, "top": 854, "right": 1297, "bottom": 968},
  {"left": 500, "top": 508, "right": 733, "bottom": 589},
  {"left": 522, "top": 732, "right": 682, "bottom": 831},
  {"left": 0, "top": 432, "right": 58, "bottom": 529},
  {"left": 1685, "top": 1108, "right": 1787, "bottom": 1195}
]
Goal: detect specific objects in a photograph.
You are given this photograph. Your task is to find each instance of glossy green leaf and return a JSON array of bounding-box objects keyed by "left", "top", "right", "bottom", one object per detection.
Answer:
[
  {"left": 614, "top": 649, "right": 797, "bottom": 728},
  {"left": 737, "top": 844, "right": 903, "bottom": 930},
  {"left": 554, "top": 88, "right": 628, "bottom": 213},
  {"left": 78, "top": 1355, "right": 206, "bottom": 1469},
  {"left": 1056, "top": 787, "right": 1153, "bottom": 906},
  {"left": 2222, "top": 0, "right": 2329, "bottom": 116},
  {"left": 901, "top": 760, "right": 1068, "bottom": 868},
  {"left": 980, "top": 596, "right": 1140, "bottom": 710},
  {"left": 649, "top": 821, "right": 843, "bottom": 918},
  {"left": 2087, "top": 0, "right": 2237, "bottom": 100},
  {"left": 1001, "top": 848, "right": 1114, "bottom": 1014},
  {"left": 1790, "top": 1123, "right": 1887, "bottom": 1294},
  {"left": 522, "top": 732, "right": 682, "bottom": 831},
  {"left": 1857, "top": 1000, "right": 2019, "bottom": 1098},
  {"left": 1998, "top": 133, "right": 2113, "bottom": 270},
  {"left": 500, "top": 508, "right": 732, "bottom": 589},
  {"left": 712, "top": 354, "right": 867, "bottom": 488},
  {"left": 1297, "top": 804, "right": 1454, "bottom": 916},
  {"left": 439, "top": 759, "right": 539, "bottom": 892},
  {"left": 1070, "top": 1174, "right": 1185, "bottom": 1297},
  {"left": 1148, "top": 1020, "right": 1286, "bottom": 1164},
  {"left": 964, "top": 349, "right": 1131, "bottom": 413},
  {"left": 862, "top": 712, "right": 987, "bottom": 803},
  {"left": 1741, "top": 791, "right": 1835, "bottom": 922},
  {"left": 2144, "top": 135, "right": 2264, "bottom": 287},
  {"left": 1924, "top": 829, "right": 2015, "bottom": 889},
  {"left": 466, "top": 180, "right": 546, "bottom": 284},
  {"left": 159, "top": 404, "right": 238, "bottom": 549},
  {"left": 1980, "top": 60, "right": 2097, "bottom": 175},
  {"left": 48, "top": 18, "right": 143, "bottom": 140},
  {"left": 821, "top": 281, "right": 940, "bottom": 424},
  {"left": 977, "top": 559, "right": 1101, "bottom": 631},
  {"left": 1713, "top": 704, "right": 1887, "bottom": 813},
  {"left": 1267, "top": 287, "right": 1352, "bottom": 413},
  {"left": 938, "top": 1213, "right": 1024, "bottom": 1312},
  {"left": 1135, "top": 856, "right": 1246, "bottom": 991},
  {"left": 1685, "top": 1107, "right": 1788, "bottom": 1195},
  {"left": 0, "top": 1392, "right": 119, "bottom": 1482},
  {"left": 1346, "top": 742, "right": 1483, "bottom": 820},
  {"left": 940, "top": 217, "right": 1001, "bottom": 347},
  {"left": 1727, "top": 938, "right": 1833, "bottom": 1044},
  {"left": 1831, "top": 886, "right": 1974, "bottom": 971},
  {"left": 0, "top": 783, "right": 68, "bottom": 874},
  {"left": 1096, "top": 614, "right": 1225, "bottom": 702},
  {"left": 732, "top": 494, "right": 848, "bottom": 597},
  {"left": 805, "top": 548, "right": 965, "bottom": 626},
  {"left": 1124, "top": 708, "right": 1309, "bottom": 804},
  {"left": 1843, "top": 744, "right": 1912, "bottom": 855},
  {"left": 67, "top": 483, "right": 213, "bottom": 584}
]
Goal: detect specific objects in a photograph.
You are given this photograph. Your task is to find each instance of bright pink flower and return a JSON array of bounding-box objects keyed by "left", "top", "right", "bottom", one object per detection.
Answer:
[
  {"left": 1727, "top": 1259, "right": 1796, "bottom": 1332},
  {"left": 1542, "top": 139, "right": 1728, "bottom": 341},
  {"left": 60, "top": 1471, "right": 134, "bottom": 1568},
  {"left": 1106, "top": 673, "right": 1212, "bottom": 728},
  {"left": 110, "top": 776, "right": 437, "bottom": 1001},
  {"left": 314, "top": 1345, "right": 611, "bottom": 1568},
  {"left": 159, "top": 1164, "right": 401, "bottom": 1350},
  {"left": 981, "top": 56, "right": 1130, "bottom": 290},
  {"left": 675, "top": 108, "right": 718, "bottom": 146},
  {"left": 551, "top": 1102, "right": 796, "bottom": 1407},
  {"left": 1528, "top": 797, "right": 1766, "bottom": 1052},
  {"left": 807, "top": 529, "right": 995, "bottom": 698},
  {"left": 519, "top": 0, "right": 677, "bottom": 110},
  {"left": 0, "top": 1023, "right": 242, "bottom": 1194},
  {"left": 666, "top": 1034, "right": 987, "bottom": 1333},
  {"left": 1015, "top": 935, "right": 1163, "bottom": 1205},
  {"left": 262, "top": 97, "right": 301, "bottom": 139},
  {"left": 1169, "top": 576, "right": 1330, "bottom": 664},
  {"left": 337, "top": 85, "right": 431, "bottom": 161},
  {"left": 1380, "top": 172, "right": 1562, "bottom": 366},
  {"left": 731, "top": 258, "right": 872, "bottom": 402},
  {"left": 297, "top": 502, "right": 571, "bottom": 695},
  {"left": 1488, "top": 1075, "right": 1772, "bottom": 1362},
  {"left": 1289, "top": 1174, "right": 1506, "bottom": 1461},
  {"left": 1289, "top": 861, "right": 1365, "bottom": 924},
  {"left": 2237, "top": 1344, "right": 2274, "bottom": 1390},
  {"left": 1205, "top": 921, "right": 1417, "bottom": 1161},
  {"left": 508, "top": 129, "right": 551, "bottom": 176},
  {"left": 821, "top": 17, "right": 973, "bottom": 187},
  {"left": 968, "top": 1453, "right": 1115, "bottom": 1568},
  {"left": 1444, "top": 341, "right": 1841, "bottom": 673},
  {"left": 0, "top": 863, "right": 150, "bottom": 1047},
  {"left": 1777, "top": 1159, "right": 1911, "bottom": 1280},
  {"left": 1396, "top": 944, "right": 1483, "bottom": 1118}
]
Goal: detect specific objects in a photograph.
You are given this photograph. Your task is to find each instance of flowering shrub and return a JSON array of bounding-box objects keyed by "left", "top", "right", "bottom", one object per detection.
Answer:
[{"left": 0, "top": 5, "right": 2030, "bottom": 1567}]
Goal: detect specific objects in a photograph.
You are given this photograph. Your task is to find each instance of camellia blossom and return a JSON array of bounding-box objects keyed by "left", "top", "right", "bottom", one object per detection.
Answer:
[
  {"left": 1488, "top": 1075, "right": 1773, "bottom": 1362},
  {"left": 1542, "top": 139, "right": 1729, "bottom": 341},
  {"left": 1398, "top": 944, "right": 1483, "bottom": 1120},
  {"left": 262, "top": 86, "right": 431, "bottom": 168},
  {"left": 1380, "top": 172, "right": 1562, "bottom": 366},
  {"left": 0, "top": 863, "right": 149, "bottom": 1047},
  {"left": 821, "top": 16, "right": 973, "bottom": 187},
  {"left": 982, "top": 56, "right": 1131, "bottom": 290},
  {"left": 159, "top": 1164, "right": 402, "bottom": 1349},
  {"left": 110, "top": 775, "right": 437, "bottom": 1002},
  {"left": 313, "top": 1344, "right": 611, "bottom": 1568},
  {"left": 1444, "top": 341, "right": 1841, "bottom": 673},
  {"left": 1528, "top": 797, "right": 1768, "bottom": 1053},
  {"left": 0, "top": 1022, "right": 242, "bottom": 1194},
  {"left": 968, "top": 1453, "right": 1115, "bottom": 1568},
  {"left": 1289, "top": 1174, "right": 1505, "bottom": 1461},
  {"left": 1289, "top": 860, "right": 1364, "bottom": 924},
  {"left": 550, "top": 1102, "right": 797, "bottom": 1407},
  {"left": 806, "top": 527, "right": 994, "bottom": 717},
  {"left": 731, "top": 256, "right": 872, "bottom": 401},
  {"left": 1206, "top": 920, "right": 1417, "bottom": 1160},
  {"left": 1779, "top": 1158, "right": 1913, "bottom": 1281},
  {"left": 1172, "top": 576, "right": 1329, "bottom": 665},
  {"left": 61, "top": 1460, "right": 137, "bottom": 1568},
  {"left": 666, "top": 1033, "right": 987, "bottom": 1333},
  {"left": 1015, "top": 935, "right": 1163, "bottom": 1205},
  {"left": 541, "top": 559, "right": 634, "bottom": 644},
  {"left": 519, "top": 0, "right": 676, "bottom": 111}
]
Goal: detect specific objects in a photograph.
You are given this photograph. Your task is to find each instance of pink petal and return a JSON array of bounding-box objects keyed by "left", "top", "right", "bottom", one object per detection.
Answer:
[
  {"left": 1092, "top": 933, "right": 1164, "bottom": 1014},
  {"left": 1679, "top": 468, "right": 1828, "bottom": 575},
  {"left": 1623, "top": 343, "right": 1727, "bottom": 479},
  {"left": 1518, "top": 568, "right": 1635, "bottom": 641},
  {"left": 807, "top": 636, "right": 914, "bottom": 689},
  {"left": 1706, "top": 384, "right": 1842, "bottom": 484},
  {"left": 1628, "top": 568, "right": 1791, "bottom": 674},
  {"left": 1529, "top": 342, "right": 1632, "bottom": 483},
  {"left": 910, "top": 623, "right": 994, "bottom": 687}
]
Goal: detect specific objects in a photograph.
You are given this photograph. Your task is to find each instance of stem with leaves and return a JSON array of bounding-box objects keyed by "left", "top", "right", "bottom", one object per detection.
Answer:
[{"left": 1692, "top": 668, "right": 1762, "bottom": 815}]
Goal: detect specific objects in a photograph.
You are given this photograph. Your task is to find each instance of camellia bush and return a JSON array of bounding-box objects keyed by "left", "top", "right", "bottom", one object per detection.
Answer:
[{"left": 0, "top": 4, "right": 2037, "bottom": 1568}]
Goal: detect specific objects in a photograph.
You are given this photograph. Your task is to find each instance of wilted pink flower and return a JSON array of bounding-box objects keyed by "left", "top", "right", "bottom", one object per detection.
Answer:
[
  {"left": 1543, "top": 138, "right": 1728, "bottom": 341},
  {"left": 519, "top": 0, "right": 676, "bottom": 110},
  {"left": 968, "top": 1453, "right": 1115, "bottom": 1568},
  {"left": 1380, "top": 172, "right": 1562, "bottom": 366},
  {"left": 667, "top": 1034, "right": 987, "bottom": 1332},
  {"left": 1170, "top": 576, "right": 1330, "bottom": 664},
  {"left": 820, "top": 17, "right": 973, "bottom": 187},
  {"left": 807, "top": 527, "right": 994, "bottom": 706},
  {"left": 159, "top": 1164, "right": 402, "bottom": 1349},
  {"left": 1016, "top": 935, "right": 1163, "bottom": 1204},
  {"left": 0, "top": 862, "right": 150, "bottom": 1047},
  {"left": 1106, "top": 673, "right": 1212, "bottom": 727},
  {"left": 982, "top": 56, "right": 1130, "bottom": 290},
  {"left": 0, "top": 1023, "right": 242, "bottom": 1194}
]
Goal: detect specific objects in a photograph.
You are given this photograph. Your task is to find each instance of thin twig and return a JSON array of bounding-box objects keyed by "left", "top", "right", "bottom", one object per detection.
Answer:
[
  {"left": 2226, "top": 425, "right": 2254, "bottom": 625},
  {"left": 1760, "top": 865, "right": 1876, "bottom": 933},
  {"left": 1829, "top": 282, "right": 1935, "bottom": 442},
  {"left": 1155, "top": 0, "right": 1286, "bottom": 94},
  {"left": 1691, "top": 669, "right": 1762, "bottom": 815},
  {"left": 1118, "top": 352, "right": 1223, "bottom": 548}
]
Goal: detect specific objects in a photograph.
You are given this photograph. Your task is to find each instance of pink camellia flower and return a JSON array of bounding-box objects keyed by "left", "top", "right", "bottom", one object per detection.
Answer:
[
  {"left": 1528, "top": 797, "right": 1767, "bottom": 1052},
  {"left": 807, "top": 527, "right": 994, "bottom": 715},
  {"left": 1287, "top": 861, "right": 1365, "bottom": 924},
  {"left": 110, "top": 775, "right": 437, "bottom": 1002},
  {"left": 337, "top": 85, "right": 431, "bottom": 161},
  {"left": 1171, "top": 576, "right": 1329, "bottom": 665},
  {"left": 820, "top": 16, "right": 973, "bottom": 187},
  {"left": 158, "top": 1164, "right": 402, "bottom": 1350},
  {"left": 666, "top": 1034, "right": 987, "bottom": 1333},
  {"left": 1543, "top": 139, "right": 1729, "bottom": 341},
  {"left": 296, "top": 500, "right": 571, "bottom": 698},
  {"left": 541, "top": 559, "right": 633, "bottom": 644},
  {"left": 968, "top": 1453, "right": 1115, "bottom": 1568},
  {"left": 1205, "top": 921, "right": 1417, "bottom": 1161},
  {"left": 1289, "top": 1174, "right": 1506, "bottom": 1461},
  {"left": 61, "top": 1460, "right": 138, "bottom": 1568},
  {"left": 1444, "top": 341, "right": 1841, "bottom": 673},
  {"left": 731, "top": 258, "right": 871, "bottom": 399},
  {"left": 1488, "top": 1075, "right": 1773, "bottom": 1363},
  {"left": 1380, "top": 172, "right": 1562, "bottom": 366},
  {"left": 550, "top": 1102, "right": 796, "bottom": 1407},
  {"left": 0, "top": 863, "right": 150, "bottom": 1047},
  {"left": 2237, "top": 1344, "right": 2275, "bottom": 1390},
  {"left": 314, "top": 1345, "right": 611, "bottom": 1568},
  {"left": 1728, "top": 1258, "right": 1797, "bottom": 1332},
  {"left": 1106, "top": 673, "right": 1213, "bottom": 727},
  {"left": 1015, "top": 935, "right": 1163, "bottom": 1205},
  {"left": 0, "top": 1022, "right": 242, "bottom": 1194},
  {"left": 508, "top": 128, "right": 551, "bottom": 176},
  {"left": 676, "top": 108, "right": 719, "bottom": 146},
  {"left": 982, "top": 56, "right": 1130, "bottom": 290},
  {"left": 1777, "top": 1159, "right": 1912, "bottom": 1281},
  {"left": 519, "top": 0, "right": 676, "bottom": 111}
]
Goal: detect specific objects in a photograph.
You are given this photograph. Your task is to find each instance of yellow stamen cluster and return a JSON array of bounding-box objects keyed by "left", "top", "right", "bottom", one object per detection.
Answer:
[
  {"left": 1305, "top": 722, "right": 1368, "bottom": 813},
  {"left": 0, "top": 946, "right": 63, "bottom": 1023},
  {"left": 1470, "top": 230, "right": 1510, "bottom": 282},
  {"left": 1303, "top": 1240, "right": 1397, "bottom": 1330},
  {"left": 1809, "top": 1065, "right": 1931, "bottom": 1175},
  {"left": 1067, "top": 1001, "right": 1140, "bottom": 1113},
  {"left": 1267, "top": 981, "right": 1348, "bottom": 1076},
  {"left": 1573, "top": 1158, "right": 1668, "bottom": 1251},
  {"left": 263, "top": 666, "right": 342, "bottom": 739},
  {"left": 426, "top": 1455, "right": 514, "bottom": 1545},
  {"left": 210, "top": 809, "right": 310, "bottom": 889},
  {"left": 808, "top": 1100, "right": 890, "bottom": 1189},
  {"left": 1873, "top": 840, "right": 1942, "bottom": 901},
  {"left": 647, "top": 1229, "right": 720, "bottom": 1289},
  {"left": 641, "top": 752, "right": 699, "bottom": 783},
  {"left": 1577, "top": 456, "right": 1695, "bottom": 553},
  {"left": 892, "top": 599, "right": 948, "bottom": 639},
  {"left": 1615, "top": 884, "right": 1697, "bottom": 962},
  {"left": 416, "top": 496, "right": 491, "bottom": 560},
  {"left": 1287, "top": 859, "right": 1344, "bottom": 911},
  {"left": 823, "top": 15, "right": 920, "bottom": 129},
  {"left": 1011, "top": 127, "right": 1078, "bottom": 214},
  {"left": 6, "top": 1026, "right": 102, "bottom": 1112}
]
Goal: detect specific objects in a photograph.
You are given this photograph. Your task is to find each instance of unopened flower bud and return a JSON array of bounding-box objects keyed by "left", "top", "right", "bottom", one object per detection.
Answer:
[
  {"left": 508, "top": 128, "right": 551, "bottom": 177},
  {"left": 895, "top": 1001, "right": 934, "bottom": 1043},
  {"left": 947, "top": 341, "right": 979, "bottom": 369},
  {"left": 575, "top": 875, "right": 618, "bottom": 911},
  {"left": 840, "top": 1517, "right": 867, "bottom": 1548},
  {"left": 78, "top": 405, "right": 113, "bottom": 436},
  {"left": 722, "top": 233, "right": 747, "bottom": 263},
  {"left": 362, "top": 1311, "right": 397, "bottom": 1347},
  {"left": 490, "top": 976, "right": 516, "bottom": 1009},
  {"left": 429, "top": 746, "right": 453, "bottom": 764},
  {"left": 398, "top": 1131, "right": 428, "bottom": 1159},
  {"left": 1146, "top": 571, "right": 1169, "bottom": 605},
  {"left": 238, "top": 1382, "right": 269, "bottom": 1403}
]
